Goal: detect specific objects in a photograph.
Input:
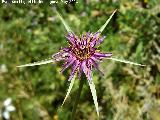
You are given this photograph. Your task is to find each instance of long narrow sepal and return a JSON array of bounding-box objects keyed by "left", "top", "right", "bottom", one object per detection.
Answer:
[
  {"left": 98, "top": 9, "right": 117, "bottom": 33},
  {"left": 56, "top": 11, "right": 73, "bottom": 33},
  {"left": 106, "top": 57, "right": 146, "bottom": 66},
  {"left": 62, "top": 75, "right": 76, "bottom": 106},
  {"left": 17, "top": 59, "right": 53, "bottom": 67},
  {"left": 88, "top": 81, "right": 99, "bottom": 117}
]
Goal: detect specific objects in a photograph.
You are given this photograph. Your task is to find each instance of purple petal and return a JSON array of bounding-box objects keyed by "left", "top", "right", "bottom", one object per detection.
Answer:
[
  {"left": 83, "top": 38, "right": 88, "bottom": 46},
  {"left": 93, "top": 32, "right": 101, "bottom": 38},
  {"left": 78, "top": 63, "right": 83, "bottom": 80},
  {"left": 52, "top": 52, "right": 68, "bottom": 61},
  {"left": 60, "top": 58, "right": 75, "bottom": 73},
  {"left": 94, "top": 52, "right": 112, "bottom": 58},
  {"left": 95, "top": 36, "right": 106, "bottom": 46},
  {"left": 68, "top": 60, "right": 80, "bottom": 81},
  {"left": 66, "top": 33, "right": 77, "bottom": 45},
  {"left": 82, "top": 60, "right": 92, "bottom": 82},
  {"left": 90, "top": 32, "right": 101, "bottom": 47},
  {"left": 86, "top": 32, "right": 91, "bottom": 38},
  {"left": 89, "top": 58, "right": 104, "bottom": 76},
  {"left": 61, "top": 47, "right": 70, "bottom": 52}
]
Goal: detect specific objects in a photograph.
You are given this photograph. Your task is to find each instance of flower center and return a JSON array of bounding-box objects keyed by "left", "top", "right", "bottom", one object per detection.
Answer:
[
  {"left": 72, "top": 35, "right": 95, "bottom": 60},
  {"left": 66, "top": 32, "right": 101, "bottom": 61},
  {"left": 73, "top": 46, "right": 93, "bottom": 60}
]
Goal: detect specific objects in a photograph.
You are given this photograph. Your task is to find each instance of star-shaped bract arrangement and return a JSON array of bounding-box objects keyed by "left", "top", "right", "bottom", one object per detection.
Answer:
[{"left": 17, "top": 10, "right": 145, "bottom": 117}]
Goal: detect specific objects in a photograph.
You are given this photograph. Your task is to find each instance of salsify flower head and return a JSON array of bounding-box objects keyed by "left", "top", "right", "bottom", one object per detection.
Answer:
[
  {"left": 54, "top": 32, "right": 112, "bottom": 82},
  {"left": 17, "top": 9, "right": 145, "bottom": 117}
]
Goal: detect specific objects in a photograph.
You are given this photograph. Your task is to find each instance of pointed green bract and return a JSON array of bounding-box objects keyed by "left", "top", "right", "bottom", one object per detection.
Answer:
[
  {"left": 106, "top": 57, "right": 146, "bottom": 66},
  {"left": 88, "top": 81, "right": 99, "bottom": 117},
  {"left": 98, "top": 9, "right": 117, "bottom": 33},
  {"left": 56, "top": 11, "right": 73, "bottom": 33},
  {"left": 17, "top": 59, "right": 53, "bottom": 67},
  {"left": 62, "top": 76, "right": 75, "bottom": 106}
]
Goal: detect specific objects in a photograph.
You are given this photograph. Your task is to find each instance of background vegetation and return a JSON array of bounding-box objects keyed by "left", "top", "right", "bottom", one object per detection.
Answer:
[{"left": 0, "top": 0, "right": 160, "bottom": 120}]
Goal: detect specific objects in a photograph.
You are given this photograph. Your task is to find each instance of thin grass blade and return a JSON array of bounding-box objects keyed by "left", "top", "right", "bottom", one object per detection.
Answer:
[
  {"left": 62, "top": 76, "right": 75, "bottom": 106},
  {"left": 98, "top": 9, "right": 117, "bottom": 33},
  {"left": 106, "top": 57, "right": 146, "bottom": 66},
  {"left": 56, "top": 11, "right": 73, "bottom": 33},
  {"left": 17, "top": 59, "right": 53, "bottom": 67},
  {"left": 88, "top": 81, "right": 99, "bottom": 117}
]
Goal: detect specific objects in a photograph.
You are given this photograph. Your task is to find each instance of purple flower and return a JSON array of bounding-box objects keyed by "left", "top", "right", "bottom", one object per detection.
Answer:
[
  {"left": 17, "top": 10, "right": 145, "bottom": 117},
  {"left": 52, "top": 32, "right": 112, "bottom": 82}
]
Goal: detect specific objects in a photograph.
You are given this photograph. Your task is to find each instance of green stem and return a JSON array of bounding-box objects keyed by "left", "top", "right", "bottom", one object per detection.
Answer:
[{"left": 71, "top": 73, "right": 85, "bottom": 120}]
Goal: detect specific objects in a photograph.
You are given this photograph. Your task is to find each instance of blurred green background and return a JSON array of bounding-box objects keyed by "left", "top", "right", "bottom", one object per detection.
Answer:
[{"left": 0, "top": 0, "right": 160, "bottom": 120}]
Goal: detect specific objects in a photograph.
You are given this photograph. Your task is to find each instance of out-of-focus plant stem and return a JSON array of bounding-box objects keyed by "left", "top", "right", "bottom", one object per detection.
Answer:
[{"left": 71, "top": 73, "right": 85, "bottom": 120}]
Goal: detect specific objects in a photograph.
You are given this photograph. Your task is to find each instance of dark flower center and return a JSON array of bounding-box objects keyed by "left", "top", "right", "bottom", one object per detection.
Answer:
[
  {"left": 73, "top": 46, "right": 93, "bottom": 60},
  {"left": 71, "top": 36, "right": 96, "bottom": 60}
]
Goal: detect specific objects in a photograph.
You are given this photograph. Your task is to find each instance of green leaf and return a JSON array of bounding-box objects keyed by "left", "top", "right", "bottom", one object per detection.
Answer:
[
  {"left": 62, "top": 75, "right": 75, "bottom": 106},
  {"left": 88, "top": 81, "right": 99, "bottom": 117},
  {"left": 17, "top": 59, "right": 53, "bottom": 67},
  {"left": 56, "top": 11, "right": 73, "bottom": 33},
  {"left": 98, "top": 9, "right": 117, "bottom": 33},
  {"left": 106, "top": 57, "right": 146, "bottom": 66}
]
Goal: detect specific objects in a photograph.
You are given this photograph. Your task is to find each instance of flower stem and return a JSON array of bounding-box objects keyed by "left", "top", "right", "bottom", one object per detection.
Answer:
[{"left": 71, "top": 73, "right": 85, "bottom": 120}]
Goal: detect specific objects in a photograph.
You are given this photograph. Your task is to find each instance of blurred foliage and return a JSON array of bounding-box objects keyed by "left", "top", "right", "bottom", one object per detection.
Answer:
[{"left": 0, "top": 0, "right": 160, "bottom": 120}]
